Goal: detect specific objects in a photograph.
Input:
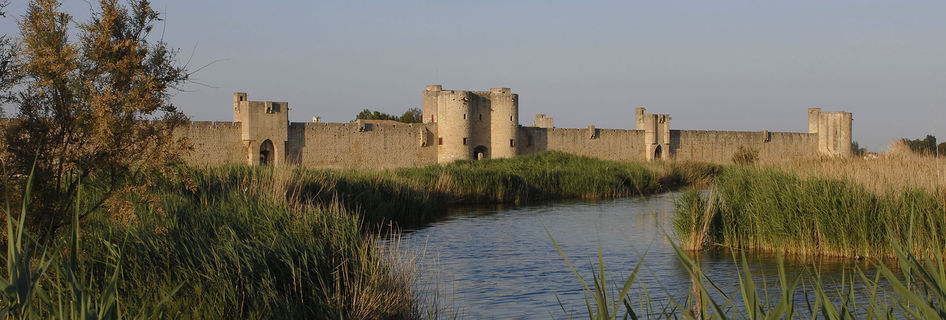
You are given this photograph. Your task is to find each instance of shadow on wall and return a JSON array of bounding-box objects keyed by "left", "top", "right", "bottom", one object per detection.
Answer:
[
  {"left": 286, "top": 123, "right": 306, "bottom": 164},
  {"left": 518, "top": 127, "right": 549, "bottom": 155}
]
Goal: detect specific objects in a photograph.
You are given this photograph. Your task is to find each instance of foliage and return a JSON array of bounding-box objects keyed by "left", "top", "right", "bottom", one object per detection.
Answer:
[
  {"left": 851, "top": 140, "right": 867, "bottom": 156},
  {"left": 398, "top": 107, "right": 422, "bottom": 123},
  {"left": 902, "top": 134, "right": 937, "bottom": 155},
  {"left": 557, "top": 230, "right": 946, "bottom": 319},
  {"left": 355, "top": 107, "right": 422, "bottom": 123},
  {"left": 1, "top": 165, "right": 415, "bottom": 318},
  {"left": 673, "top": 166, "right": 946, "bottom": 258},
  {"left": 730, "top": 145, "right": 758, "bottom": 165},
  {"left": 237, "top": 151, "right": 704, "bottom": 227},
  {"left": 0, "top": 1, "right": 17, "bottom": 106},
  {"left": 2, "top": 0, "right": 189, "bottom": 241}
]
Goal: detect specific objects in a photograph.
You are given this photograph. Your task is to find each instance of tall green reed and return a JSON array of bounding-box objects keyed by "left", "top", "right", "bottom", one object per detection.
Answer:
[{"left": 674, "top": 166, "right": 946, "bottom": 259}]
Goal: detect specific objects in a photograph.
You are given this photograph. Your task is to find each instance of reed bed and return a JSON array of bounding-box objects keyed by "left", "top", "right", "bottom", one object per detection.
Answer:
[
  {"left": 764, "top": 141, "right": 946, "bottom": 195},
  {"left": 272, "top": 151, "right": 715, "bottom": 227},
  {"left": 1, "top": 166, "right": 418, "bottom": 318},
  {"left": 2, "top": 151, "right": 716, "bottom": 318},
  {"left": 673, "top": 166, "right": 946, "bottom": 259},
  {"left": 555, "top": 233, "right": 946, "bottom": 319}
]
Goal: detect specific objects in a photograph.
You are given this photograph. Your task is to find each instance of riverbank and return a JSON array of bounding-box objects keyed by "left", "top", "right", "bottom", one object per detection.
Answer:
[
  {"left": 12, "top": 151, "right": 717, "bottom": 318},
  {"left": 673, "top": 156, "right": 946, "bottom": 259},
  {"left": 278, "top": 151, "right": 720, "bottom": 227}
]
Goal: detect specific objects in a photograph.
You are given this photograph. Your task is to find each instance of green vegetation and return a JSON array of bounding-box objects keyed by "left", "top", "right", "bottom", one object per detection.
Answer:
[
  {"left": 2, "top": 165, "right": 416, "bottom": 319},
  {"left": 555, "top": 233, "right": 946, "bottom": 319},
  {"left": 2, "top": 0, "right": 190, "bottom": 242},
  {"left": 851, "top": 140, "right": 868, "bottom": 156},
  {"left": 227, "top": 151, "right": 719, "bottom": 227},
  {"left": 356, "top": 108, "right": 423, "bottom": 123},
  {"left": 901, "top": 134, "right": 946, "bottom": 155},
  {"left": 673, "top": 166, "right": 946, "bottom": 259},
  {"left": 0, "top": 151, "right": 718, "bottom": 318},
  {"left": 730, "top": 145, "right": 759, "bottom": 165}
]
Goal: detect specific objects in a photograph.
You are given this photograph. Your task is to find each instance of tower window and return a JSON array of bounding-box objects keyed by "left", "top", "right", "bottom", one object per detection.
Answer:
[
  {"left": 438, "top": 137, "right": 443, "bottom": 145},
  {"left": 510, "top": 139, "right": 516, "bottom": 147},
  {"left": 510, "top": 116, "right": 513, "bottom": 121},
  {"left": 463, "top": 114, "right": 466, "bottom": 120},
  {"left": 479, "top": 114, "right": 483, "bottom": 121},
  {"left": 463, "top": 137, "right": 468, "bottom": 145}
]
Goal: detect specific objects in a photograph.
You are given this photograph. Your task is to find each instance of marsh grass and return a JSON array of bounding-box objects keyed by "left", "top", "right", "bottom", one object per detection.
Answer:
[
  {"left": 1, "top": 151, "right": 720, "bottom": 318},
  {"left": 673, "top": 166, "right": 946, "bottom": 259},
  {"left": 2, "top": 164, "right": 419, "bottom": 318},
  {"left": 216, "top": 151, "right": 717, "bottom": 228},
  {"left": 767, "top": 141, "right": 946, "bottom": 195},
  {"left": 555, "top": 231, "right": 946, "bottom": 319}
]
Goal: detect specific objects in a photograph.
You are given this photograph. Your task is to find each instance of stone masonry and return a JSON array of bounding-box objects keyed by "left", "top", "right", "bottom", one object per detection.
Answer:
[{"left": 181, "top": 85, "right": 854, "bottom": 167}]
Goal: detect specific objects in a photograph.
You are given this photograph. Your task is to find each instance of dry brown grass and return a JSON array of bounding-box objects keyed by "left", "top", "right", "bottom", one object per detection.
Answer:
[{"left": 761, "top": 140, "right": 946, "bottom": 194}]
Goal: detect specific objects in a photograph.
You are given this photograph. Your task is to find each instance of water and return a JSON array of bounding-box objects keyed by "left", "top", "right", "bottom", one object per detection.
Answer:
[{"left": 392, "top": 193, "right": 891, "bottom": 319}]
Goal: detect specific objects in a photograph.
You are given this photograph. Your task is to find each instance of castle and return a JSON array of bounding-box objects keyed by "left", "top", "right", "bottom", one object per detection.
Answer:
[{"left": 181, "top": 85, "right": 853, "bottom": 168}]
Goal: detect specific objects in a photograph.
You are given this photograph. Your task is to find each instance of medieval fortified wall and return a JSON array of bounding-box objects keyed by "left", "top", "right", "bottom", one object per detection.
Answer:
[{"left": 181, "top": 85, "right": 853, "bottom": 168}]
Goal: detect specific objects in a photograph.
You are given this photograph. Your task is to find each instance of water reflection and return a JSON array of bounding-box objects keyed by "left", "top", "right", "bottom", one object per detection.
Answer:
[{"left": 390, "top": 193, "right": 895, "bottom": 319}]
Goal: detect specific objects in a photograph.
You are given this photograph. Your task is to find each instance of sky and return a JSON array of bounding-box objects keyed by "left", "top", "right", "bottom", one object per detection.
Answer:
[{"left": 1, "top": 1, "right": 944, "bottom": 152}]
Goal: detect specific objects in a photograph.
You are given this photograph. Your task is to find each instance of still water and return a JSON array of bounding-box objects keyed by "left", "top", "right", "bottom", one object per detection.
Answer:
[{"left": 393, "top": 193, "right": 886, "bottom": 319}]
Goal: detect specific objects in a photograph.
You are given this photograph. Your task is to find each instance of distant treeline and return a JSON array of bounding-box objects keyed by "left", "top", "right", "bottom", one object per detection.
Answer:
[
  {"left": 355, "top": 107, "right": 422, "bottom": 123},
  {"left": 901, "top": 134, "right": 946, "bottom": 155}
]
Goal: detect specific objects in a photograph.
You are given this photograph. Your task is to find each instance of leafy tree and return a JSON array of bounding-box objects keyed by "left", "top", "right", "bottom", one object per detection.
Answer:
[
  {"left": 851, "top": 141, "right": 867, "bottom": 157},
  {"left": 355, "top": 107, "right": 421, "bottom": 123},
  {"left": 939, "top": 142, "right": 946, "bottom": 156},
  {"left": 0, "top": 0, "right": 18, "bottom": 108},
  {"left": 902, "top": 134, "right": 937, "bottom": 155},
  {"left": 2, "top": 0, "right": 190, "bottom": 241},
  {"left": 398, "top": 107, "right": 422, "bottom": 123}
]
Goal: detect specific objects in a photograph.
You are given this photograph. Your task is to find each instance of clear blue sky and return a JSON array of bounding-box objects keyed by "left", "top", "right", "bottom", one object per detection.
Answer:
[{"left": 2, "top": 0, "right": 944, "bottom": 151}]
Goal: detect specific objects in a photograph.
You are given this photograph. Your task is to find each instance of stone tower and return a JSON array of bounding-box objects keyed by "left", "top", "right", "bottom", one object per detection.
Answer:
[
  {"left": 489, "top": 88, "right": 519, "bottom": 159},
  {"left": 422, "top": 85, "right": 442, "bottom": 123},
  {"left": 233, "top": 92, "right": 289, "bottom": 166},
  {"left": 636, "top": 107, "right": 671, "bottom": 160},
  {"left": 425, "top": 85, "right": 521, "bottom": 163},
  {"left": 808, "top": 108, "right": 853, "bottom": 157},
  {"left": 436, "top": 90, "right": 474, "bottom": 163}
]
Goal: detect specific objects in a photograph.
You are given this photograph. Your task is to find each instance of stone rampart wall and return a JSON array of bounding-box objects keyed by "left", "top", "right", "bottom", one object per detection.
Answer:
[
  {"left": 519, "top": 127, "right": 647, "bottom": 161},
  {"left": 287, "top": 122, "right": 438, "bottom": 169},
  {"left": 180, "top": 121, "right": 246, "bottom": 164},
  {"left": 670, "top": 130, "right": 818, "bottom": 163}
]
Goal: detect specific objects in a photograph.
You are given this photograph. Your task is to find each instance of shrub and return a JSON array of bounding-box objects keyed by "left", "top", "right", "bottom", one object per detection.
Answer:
[{"left": 731, "top": 145, "right": 759, "bottom": 165}]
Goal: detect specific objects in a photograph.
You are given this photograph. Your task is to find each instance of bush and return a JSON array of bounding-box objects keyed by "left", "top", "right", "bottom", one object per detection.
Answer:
[{"left": 731, "top": 145, "right": 759, "bottom": 165}]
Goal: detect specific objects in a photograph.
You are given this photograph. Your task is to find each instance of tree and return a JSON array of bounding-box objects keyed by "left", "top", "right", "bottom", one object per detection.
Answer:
[
  {"left": 0, "top": 0, "right": 18, "bottom": 107},
  {"left": 398, "top": 107, "right": 422, "bottom": 123},
  {"left": 355, "top": 107, "right": 421, "bottom": 123},
  {"left": 901, "top": 135, "right": 937, "bottom": 155},
  {"left": 2, "top": 0, "right": 189, "bottom": 240},
  {"left": 851, "top": 141, "right": 867, "bottom": 157}
]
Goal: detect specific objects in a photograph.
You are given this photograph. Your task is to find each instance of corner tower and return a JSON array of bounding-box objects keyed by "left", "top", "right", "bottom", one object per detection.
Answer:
[
  {"left": 436, "top": 90, "right": 474, "bottom": 163},
  {"left": 489, "top": 88, "right": 518, "bottom": 159},
  {"left": 422, "top": 85, "right": 442, "bottom": 123},
  {"left": 808, "top": 108, "right": 853, "bottom": 157}
]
